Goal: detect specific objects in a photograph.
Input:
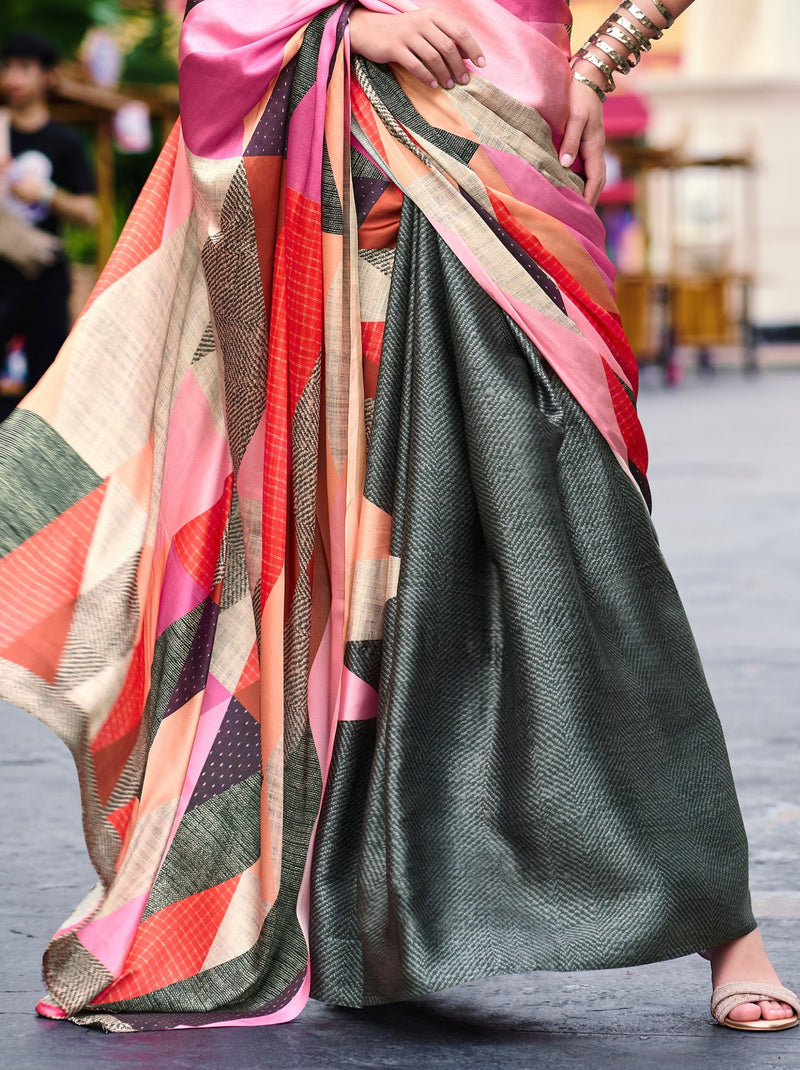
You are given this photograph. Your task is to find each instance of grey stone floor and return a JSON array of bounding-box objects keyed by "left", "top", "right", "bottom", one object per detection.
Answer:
[{"left": 2, "top": 369, "right": 799, "bottom": 1068}]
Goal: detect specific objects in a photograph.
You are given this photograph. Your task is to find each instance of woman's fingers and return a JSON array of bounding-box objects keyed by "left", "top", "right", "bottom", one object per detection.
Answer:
[
  {"left": 583, "top": 147, "right": 607, "bottom": 207},
  {"left": 419, "top": 25, "right": 470, "bottom": 86},
  {"left": 431, "top": 11, "right": 486, "bottom": 73},
  {"left": 581, "top": 129, "right": 607, "bottom": 206},
  {"left": 559, "top": 113, "right": 585, "bottom": 170},
  {"left": 561, "top": 80, "right": 607, "bottom": 206},
  {"left": 412, "top": 32, "right": 458, "bottom": 88},
  {"left": 579, "top": 115, "right": 606, "bottom": 206},
  {"left": 401, "top": 49, "right": 442, "bottom": 90},
  {"left": 349, "top": 8, "right": 485, "bottom": 91}
]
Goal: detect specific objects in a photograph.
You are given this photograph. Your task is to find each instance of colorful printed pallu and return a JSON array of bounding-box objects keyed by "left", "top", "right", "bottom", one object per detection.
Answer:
[{"left": 0, "top": 0, "right": 754, "bottom": 1033}]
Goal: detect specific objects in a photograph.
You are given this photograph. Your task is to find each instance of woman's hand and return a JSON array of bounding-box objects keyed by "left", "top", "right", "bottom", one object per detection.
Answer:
[
  {"left": 10, "top": 174, "right": 51, "bottom": 205},
  {"left": 559, "top": 78, "right": 607, "bottom": 207},
  {"left": 349, "top": 7, "right": 485, "bottom": 90}
]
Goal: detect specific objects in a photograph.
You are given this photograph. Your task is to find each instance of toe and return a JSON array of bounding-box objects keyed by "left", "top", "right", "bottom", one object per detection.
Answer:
[
  {"left": 759, "top": 1000, "right": 795, "bottom": 1020},
  {"left": 727, "top": 1001, "right": 762, "bottom": 1023}
]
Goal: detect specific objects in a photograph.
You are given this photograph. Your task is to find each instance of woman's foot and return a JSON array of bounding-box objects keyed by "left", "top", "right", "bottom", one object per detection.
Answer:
[{"left": 706, "top": 927, "right": 794, "bottom": 1024}]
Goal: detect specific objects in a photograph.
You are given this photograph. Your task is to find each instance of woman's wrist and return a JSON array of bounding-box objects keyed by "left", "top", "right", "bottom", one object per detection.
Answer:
[
  {"left": 570, "top": 0, "right": 678, "bottom": 99},
  {"left": 571, "top": 55, "right": 613, "bottom": 101}
]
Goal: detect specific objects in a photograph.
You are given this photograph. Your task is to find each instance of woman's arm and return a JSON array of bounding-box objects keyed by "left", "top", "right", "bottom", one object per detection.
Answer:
[
  {"left": 571, "top": 0, "right": 695, "bottom": 102},
  {"left": 10, "top": 174, "right": 98, "bottom": 228},
  {"left": 561, "top": 0, "right": 696, "bottom": 206}
]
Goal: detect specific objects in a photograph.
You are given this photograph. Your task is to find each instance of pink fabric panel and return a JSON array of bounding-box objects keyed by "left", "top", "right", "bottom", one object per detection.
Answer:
[
  {"left": 155, "top": 544, "right": 208, "bottom": 635},
  {"left": 156, "top": 371, "right": 232, "bottom": 552},
  {"left": 339, "top": 667, "right": 379, "bottom": 722},
  {"left": 180, "top": 0, "right": 344, "bottom": 158},
  {"left": 76, "top": 893, "right": 150, "bottom": 977},
  {"left": 481, "top": 144, "right": 614, "bottom": 289},
  {"left": 562, "top": 294, "right": 634, "bottom": 391},
  {"left": 429, "top": 0, "right": 572, "bottom": 137},
  {"left": 284, "top": 30, "right": 333, "bottom": 203},
  {"left": 495, "top": 0, "right": 572, "bottom": 30},
  {"left": 35, "top": 1001, "right": 68, "bottom": 1019}
]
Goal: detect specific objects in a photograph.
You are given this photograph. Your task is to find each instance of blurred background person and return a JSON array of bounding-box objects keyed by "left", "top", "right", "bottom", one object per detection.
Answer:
[{"left": 0, "top": 31, "right": 97, "bottom": 400}]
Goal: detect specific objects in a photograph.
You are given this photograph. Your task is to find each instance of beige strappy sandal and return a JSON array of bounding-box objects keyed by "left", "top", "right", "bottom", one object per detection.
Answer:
[{"left": 711, "top": 981, "right": 800, "bottom": 1032}]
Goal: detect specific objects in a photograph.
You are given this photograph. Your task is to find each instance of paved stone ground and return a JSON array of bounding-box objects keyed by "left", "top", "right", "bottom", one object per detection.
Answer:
[{"left": 1, "top": 369, "right": 799, "bottom": 1069}]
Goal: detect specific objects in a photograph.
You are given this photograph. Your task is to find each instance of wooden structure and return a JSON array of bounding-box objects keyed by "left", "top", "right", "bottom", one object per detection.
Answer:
[
  {"left": 51, "top": 69, "right": 179, "bottom": 268},
  {"left": 602, "top": 143, "right": 757, "bottom": 372}
]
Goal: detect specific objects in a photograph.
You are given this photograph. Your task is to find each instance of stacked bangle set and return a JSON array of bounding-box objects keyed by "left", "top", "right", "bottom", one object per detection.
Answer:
[{"left": 571, "top": 0, "right": 676, "bottom": 102}]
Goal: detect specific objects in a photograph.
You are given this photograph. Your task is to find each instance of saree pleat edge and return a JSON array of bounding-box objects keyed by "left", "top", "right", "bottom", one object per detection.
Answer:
[{"left": 0, "top": 0, "right": 753, "bottom": 1032}]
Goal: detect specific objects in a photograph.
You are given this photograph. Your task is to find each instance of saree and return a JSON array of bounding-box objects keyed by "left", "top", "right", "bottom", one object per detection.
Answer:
[{"left": 0, "top": 0, "right": 754, "bottom": 1033}]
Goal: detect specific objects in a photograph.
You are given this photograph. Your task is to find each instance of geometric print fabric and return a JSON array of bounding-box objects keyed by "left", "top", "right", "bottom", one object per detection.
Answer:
[{"left": 0, "top": 0, "right": 753, "bottom": 1033}]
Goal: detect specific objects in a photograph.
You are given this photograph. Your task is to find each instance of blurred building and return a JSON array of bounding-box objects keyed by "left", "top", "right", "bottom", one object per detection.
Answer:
[{"left": 571, "top": 0, "right": 800, "bottom": 343}]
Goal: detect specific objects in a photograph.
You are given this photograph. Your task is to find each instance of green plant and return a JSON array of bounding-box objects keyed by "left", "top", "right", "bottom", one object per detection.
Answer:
[{"left": 3, "top": 1, "right": 102, "bottom": 56}]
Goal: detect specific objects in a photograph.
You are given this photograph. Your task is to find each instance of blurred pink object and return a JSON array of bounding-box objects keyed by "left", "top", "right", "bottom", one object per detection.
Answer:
[
  {"left": 83, "top": 28, "right": 123, "bottom": 88},
  {"left": 114, "top": 101, "right": 153, "bottom": 154}
]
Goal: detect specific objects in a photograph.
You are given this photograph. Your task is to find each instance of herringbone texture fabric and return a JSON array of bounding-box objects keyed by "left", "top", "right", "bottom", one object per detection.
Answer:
[{"left": 310, "top": 206, "right": 754, "bottom": 1006}]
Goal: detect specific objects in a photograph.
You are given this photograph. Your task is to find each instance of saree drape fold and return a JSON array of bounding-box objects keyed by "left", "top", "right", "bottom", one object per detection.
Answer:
[{"left": 0, "top": 0, "right": 753, "bottom": 1032}]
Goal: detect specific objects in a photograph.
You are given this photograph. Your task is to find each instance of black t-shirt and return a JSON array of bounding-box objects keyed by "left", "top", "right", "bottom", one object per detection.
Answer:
[{"left": 1, "top": 120, "right": 95, "bottom": 283}]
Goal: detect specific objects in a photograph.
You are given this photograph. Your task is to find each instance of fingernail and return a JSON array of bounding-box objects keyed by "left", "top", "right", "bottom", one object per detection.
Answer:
[
  {"left": 430, "top": 80, "right": 439, "bottom": 89},
  {"left": 477, "top": 56, "right": 487, "bottom": 68},
  {"left": 445, "top": 79, "right": 454, "bottom": 89},
  {"left": 460, "top": 73, "right": 470, "bottom": 85},
  {"left": 560, "top": 153, "right": 574, "bottom": 167}
]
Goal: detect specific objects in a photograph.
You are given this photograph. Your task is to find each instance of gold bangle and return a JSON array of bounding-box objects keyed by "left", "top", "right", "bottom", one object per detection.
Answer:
[
  {"left": 572, "top": 70, "right": 607, "bottom": 102},
  {"left": 575, "top": 47, "right": 617, "bottom": 91},
  {"left": 602, "top": 24, "right": 643, "bottom": 65},
  {"left": 589, "top": 32, "right": 633, "bottom": 75},
  {"left": 619, "top": 1, "right": 663, "bottom": 38},
  {"left": 605, "top": 12, "right": 653, "bottom": 51},
  {"left": 650, "top": 0, "right": 676, "bottom": 28}
]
